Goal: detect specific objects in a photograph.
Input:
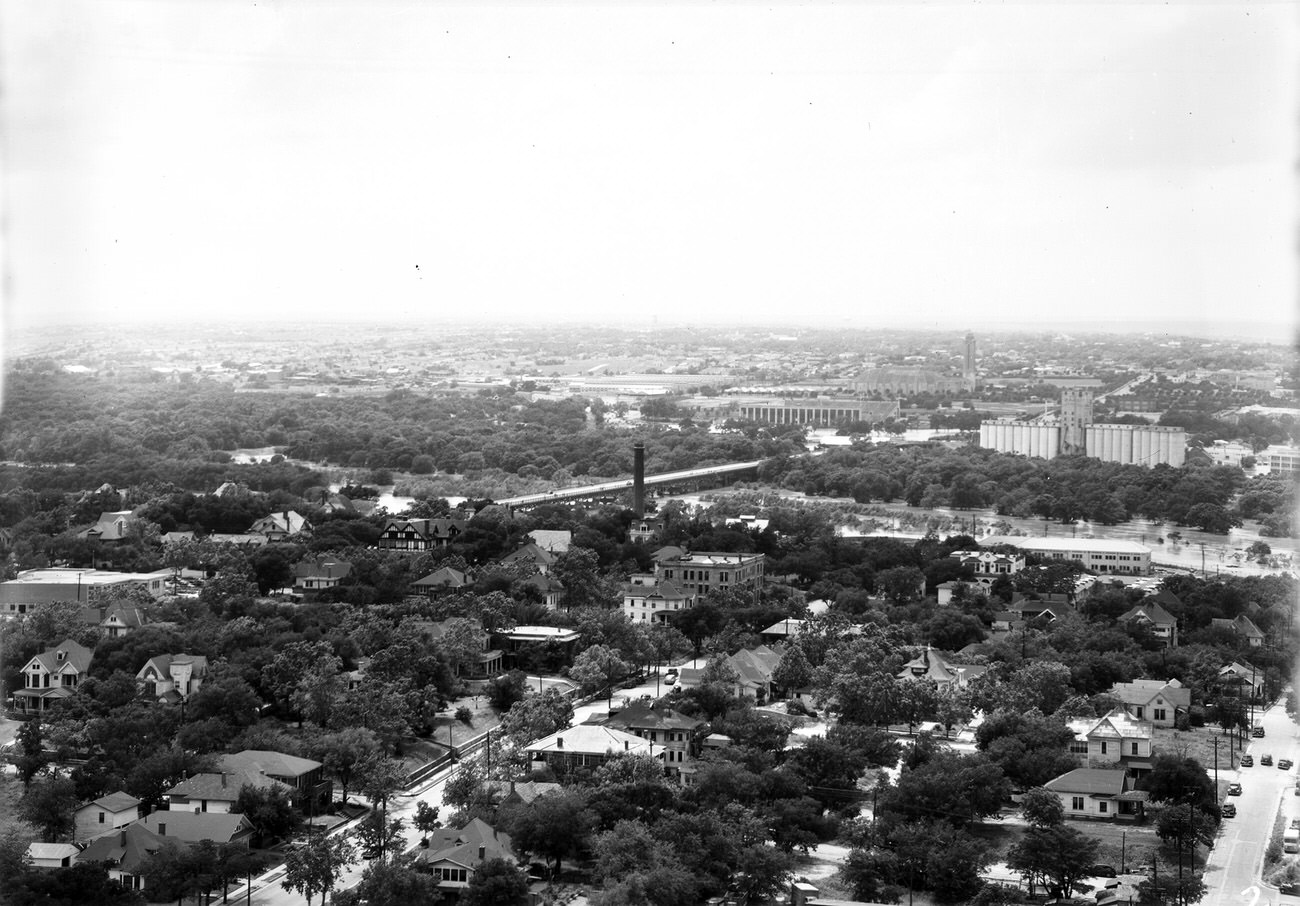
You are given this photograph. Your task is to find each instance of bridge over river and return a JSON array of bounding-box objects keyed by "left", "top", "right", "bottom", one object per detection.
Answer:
[{"left": 494, "top": 460, "right": 765, "bottom": 509}]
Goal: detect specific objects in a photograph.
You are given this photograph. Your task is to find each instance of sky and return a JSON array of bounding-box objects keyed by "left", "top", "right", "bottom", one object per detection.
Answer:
[{"left": 2, "top": 0, "right": 1296, "bottom": 338}]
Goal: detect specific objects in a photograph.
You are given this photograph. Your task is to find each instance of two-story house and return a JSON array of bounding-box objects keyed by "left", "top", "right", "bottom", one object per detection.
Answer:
[
  {"left": 948, "top": 549, "right": 1026, "bottom": 591},
  {"left": 14, "top": 639, "right": 93, "bottom": 714},
  {"left": 1210, "top": 615, "right": 1265, "bottom": 647},
  {"left": 74, "top": 793, "right": 142, "bottom": 842},
  {"left": 1106, "top": 679, "right": 1190, "bottom": 729},
  {"left": 136, "top": 654, "right": 209, "bottom": 703},
  {"left": 217, "top": 750, "right": 329, "bottom": 810},
  {"left": 100, "top": 606, "right": 151, "bottom": 639},
  {"left": 604, "top": 703, "right": 706, "bottom": 782},
  {"left": 141, "top": 811, "right": 254, "bottom": 848},
  {"left": 1067, "top": 708, "right": 1154, "bottom": 772},
  {"left": 622, "top": 574, "right": 694, "bottom": 624},
  {"left": 1118, "top": 601, "right": 1179, "bottom": 648},
  {"left": 376, "top": 518, "right": 467, "bottom": 551},
  {"left": 653, "top": 550, "right": 764, "bottom": 598}
]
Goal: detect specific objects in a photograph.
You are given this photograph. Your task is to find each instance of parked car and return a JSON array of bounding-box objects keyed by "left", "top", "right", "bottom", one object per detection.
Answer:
[
  {"left": 664, "top": 675, "right": 676, "bottom": 686},
  {"left": 1281, "top": 759, "right": 1294, "bottom": 770},
  {"left": 1253, "top": 726, "right": 1266, "bottom": 738},
  {"left": 1290, "top": 817, "right": 1300, "bottom": 829},
  {"left": 1222, "top": 803, "right": 1237, "bottom": 818},
  {"left": 1241, "top": 755, "right": 1253, "bottom": 767},
  {"left": 1262, "top": 754, "right": 1274, "bottom": 766},
  {"left": 1228, "top": 782, "right": 1243, "bottom": 795}
]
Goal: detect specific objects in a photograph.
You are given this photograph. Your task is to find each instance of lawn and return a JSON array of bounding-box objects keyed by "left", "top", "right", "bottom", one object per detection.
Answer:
[{"left": 1152, "top": 725, "right": 1242, "bottom": 776}]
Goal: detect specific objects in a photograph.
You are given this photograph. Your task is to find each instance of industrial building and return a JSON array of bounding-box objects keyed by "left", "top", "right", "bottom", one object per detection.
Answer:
[
  {"left": 979, "top": 391, "right": 1186, "bottom": 467},
  {"left": 728, "top": 397, "right": 900, "bottom": 426}
]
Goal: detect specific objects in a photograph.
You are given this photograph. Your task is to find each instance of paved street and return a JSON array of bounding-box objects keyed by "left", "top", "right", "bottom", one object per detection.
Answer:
[
  {"left": 1204, "top": 703, "right": 1300, "bottom": 906},
  {"left": 238, "top": 762, "right": 459, "bottom": 905}
]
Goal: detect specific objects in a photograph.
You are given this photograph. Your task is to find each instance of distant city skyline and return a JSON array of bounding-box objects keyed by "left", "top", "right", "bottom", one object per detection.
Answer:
[{"left": 2, "top": 1, "right": 1295, "bottom": 340}]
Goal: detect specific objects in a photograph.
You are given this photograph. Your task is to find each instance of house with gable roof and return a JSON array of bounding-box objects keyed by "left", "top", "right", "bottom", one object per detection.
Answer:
[
  {"left": 76, "top": 823, "right": 168, "bottom": 892},
  {"left": 100, "top": 605, "right": 151, "bottom": 638},
  {"left": 78, "top": 511, "right": 135, "bottom": 545},
  {"left": 1210, "top": 614, "right": 1265, "bottom": 647},
  {"left": 1106, "top": 678, "right": 1190, "bottom": 728},
  {"left": 896, "top": 646, "right": 987, "bottom": 691},
  {"left": 75, "top": 792, "right": 142, "bottom": 841},
  {"left": 217, "top": 750, "right": 329, "bottom": 809},
  {"left": 141, "top": 811, "right": 254, "bottom": 847},
  {"left": 292, "top": 555, "right": 352, "bottom": 597},
  {"left": 136, "top": 654, "right": 208, "bottom": 702},
  {"left": 1118, "top": 600, "right": 1179, "bottom": 648},
  {"left": 14, "top": 639, "right": 93, "bottom": 714},
  {"left": 248, "top": 510, "right": 311, "bottom": 541},
  {"left": 416, "top": 818, "right": 520, "bottom": 892},
  {"left": 500, "top": 542, "right": 557, "bottom": 576},
  {"left": 412, "top": 566, "right": 470, "bottom": 595},
  {"left": 622, "top": 574, "right": 695, "bottom": 624},
  {"left": 376, "top": 517, "right": 467, "bottom": 551},
  {"left": 1067, "top": 708, "right": 1154, "bottom": 772},
  {"left": 166, "top": 770, "right": 291, "bottom": 814},
  {"left": 527, "top": 529, "right": 572, "bottom": 553},
  {"left": 1218, "top": 661, "right": 1265, "bottom": 699},
  {"left": 1044, "top": 767, "right": 1146, "bottom": 821},
  {"left": 604, "top": 702, "right": 706, "bottom": 781},
  {"left": 26, "top": 842, "right": 81, "bottom": 869}
]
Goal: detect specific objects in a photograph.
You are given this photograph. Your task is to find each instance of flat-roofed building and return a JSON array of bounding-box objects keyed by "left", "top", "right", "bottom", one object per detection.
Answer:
[
  {"left": 0, "top": 568, "right": 171, "bottom": 618},
  {"left": 981, "top": 536, "right": 1151, "bottom": 576},
  {"left": 653, "top": 550, "right": 764, "bottom": 597}
]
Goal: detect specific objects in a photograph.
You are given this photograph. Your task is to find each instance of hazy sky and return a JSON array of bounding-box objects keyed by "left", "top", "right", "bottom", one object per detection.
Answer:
[{"left": 2, "top": 1, "right": 1296, "bottom": 337}]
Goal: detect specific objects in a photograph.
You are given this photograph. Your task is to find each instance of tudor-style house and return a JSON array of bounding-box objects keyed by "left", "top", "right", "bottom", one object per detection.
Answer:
[
  {"left": 376, "top": 517, "right": 467, "bottom": 551},
  {"left": 14, "top": 639, "right": 93, "bottom": 714}
]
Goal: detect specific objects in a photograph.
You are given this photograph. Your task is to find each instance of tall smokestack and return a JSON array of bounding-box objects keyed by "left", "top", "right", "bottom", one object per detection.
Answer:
[{"left": 633, "top": 442, "right": 645, "bottom": 517}]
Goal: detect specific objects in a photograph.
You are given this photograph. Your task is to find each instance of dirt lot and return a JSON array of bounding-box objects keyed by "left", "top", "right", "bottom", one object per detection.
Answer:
[{"left": 1153, "top": 725, "right": 1243, "bottom": 775}]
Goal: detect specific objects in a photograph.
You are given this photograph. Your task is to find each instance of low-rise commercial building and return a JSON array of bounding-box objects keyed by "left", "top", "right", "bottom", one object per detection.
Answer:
[{"left": 981, "top": 536, "right": 1152, "bottom": 576}]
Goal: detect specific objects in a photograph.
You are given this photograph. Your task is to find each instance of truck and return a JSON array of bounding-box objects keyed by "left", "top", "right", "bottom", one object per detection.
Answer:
[{"left": 1284, "top": 827, "right": 1300, "bottom": 854}]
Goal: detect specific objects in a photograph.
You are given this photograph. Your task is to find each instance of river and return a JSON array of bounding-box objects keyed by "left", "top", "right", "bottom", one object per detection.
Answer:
[{"left": 665, "top": 489, "right": 1297, "bottom": 579}]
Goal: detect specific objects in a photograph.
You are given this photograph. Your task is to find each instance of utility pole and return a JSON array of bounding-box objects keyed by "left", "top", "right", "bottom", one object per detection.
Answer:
[{"left": 1212, "top": 737, "right": 1218, "bottom": 792}]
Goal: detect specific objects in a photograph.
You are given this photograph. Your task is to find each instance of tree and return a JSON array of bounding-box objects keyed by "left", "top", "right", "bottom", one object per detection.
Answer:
[
  {"left": 357, "top": 757, "right": 409, "bottom": 859},
  {"left": 1147, "top": 755, "right": 1216, "bottom": 812},
  {"left": 878, "top": 566, "right": 926, "bottom": 604},
  {"left": 332, "top": 853, "right": 443, "bottom": 906},
  {"left": 460, "top": 856, "right": 531, "bottom": 906},
  {"left": 1020, "top": 787, "right": 1065, "bottom": 827},
  {"left": 438, "top": 617, "right": 488, "bottom": 677},
  {"left": 14, "top": 717, "right": 47, "bottom": 787},
  {"left": 772, "top": 645, "right": 813, "bottom": 694},
  {"left": 356, "top": 812, "right": 406, "bottom": 862},
  {"left": 234, "top": 783, "right": 297, "bottom": 846},
  {"left": 282, "top": 833, "right": 356, "bottom": 905},
  {"left": 413, "top": 801, "right": 441, "bottom": 836},
  {"left": 1007, "top": 824, "right": 1099, "bottom": 898},
  {"left": 505, "top": 788, "right": 593, "bottom": 878},
  {"left": 312, "top": 727, "right": 382, "bottom": 806},
  {"left": 141, "top": 839, "right": 220, "bottom": 905},
  {"left": 7, "top": 860, "right": 145, "bottom": 906},
  {"left": 498, "top": 687, "right": 574, "bottom": 746},
  {"left": 1137, "top": 872, "right": 1208, "bottom": 905},
  {"left": 570, "top": 644, "right": 631, "bottom": 706},
  {"left": 19, "top": 773, "right": 78, "bottom": 842},
  {"left": 487, "top": 670, "right": 530, "bottom": 713}
]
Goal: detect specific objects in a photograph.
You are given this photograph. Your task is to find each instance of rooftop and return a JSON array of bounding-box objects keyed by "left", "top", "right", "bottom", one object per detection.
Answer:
[{"left": 983, "top": 536, "right": 1151, "bottom": 555}]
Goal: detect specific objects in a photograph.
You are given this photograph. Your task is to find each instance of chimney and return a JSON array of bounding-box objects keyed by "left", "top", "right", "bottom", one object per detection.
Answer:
[
  {"left": 556, "top": 736, "right": 563, "bottom": 749},
  {"left": 478, "top": 844, "right": 486, "bottom": 860},
  {"left": 632, "top": 442, "right": 645, "bottom": 517},
  {"left": 220, "top": 773, "right": 226, "bottom": 788},
  {"left": 120, "top": 830, "right": 127, "bottom": 846},
  {"left": 624, "top": 741, "right": 629, "bottom": 751}
]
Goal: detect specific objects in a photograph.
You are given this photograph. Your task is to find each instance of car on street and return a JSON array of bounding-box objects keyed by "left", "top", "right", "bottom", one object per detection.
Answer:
[
  {"left": 1222, "top": 803, "right": 1237, "bottom": 818},
  {"left": 1290, "top": 818, "right": 1300, "bottom": 830},
  {"left": 1262, "top": 754, "right": 1274, "bottom": 766},
  {"left": 664, "top": 675, "right": 676, "bottom": 686},
  {"left": 1228, "top": 782, "right": 1243, "bottom": 795},
  {"left": 1241, "top": 755, "right": 1253, "bottom": 766},
  {"left": 1254, "top": 726, "right": 1266, "bottom": 737},
  {"left": 1281, "top": 759, "right": 1294, "bottom": 771}
]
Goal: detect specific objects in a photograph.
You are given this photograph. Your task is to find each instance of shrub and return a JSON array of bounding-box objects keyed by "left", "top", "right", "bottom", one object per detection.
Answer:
[{"left": 455, "top": 706, "right": 474, "bottom": 726}]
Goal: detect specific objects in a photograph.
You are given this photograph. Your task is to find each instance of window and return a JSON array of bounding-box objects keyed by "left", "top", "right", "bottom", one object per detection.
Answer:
[
  {"left": 1100, "top": 741, "right": 1108, "bottom": 755},
  {"left": 1131, "top": 742, "right": 1139, "bottom": 755},
  {"left": 1072, "top": 796, "right": 1084, "bottom": 810},
  {"left": 99, "top": 812, "right": 106, "bottom": 824},
  {"left": 1154, "top": 709, "right": 1167, "bottom": 722},
  {"left": 1099, "top": 801, "right": 1108, "bottom": 814},
  {"left": 1070, "top": 740, "right": 1088, "bottom": 755}
]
